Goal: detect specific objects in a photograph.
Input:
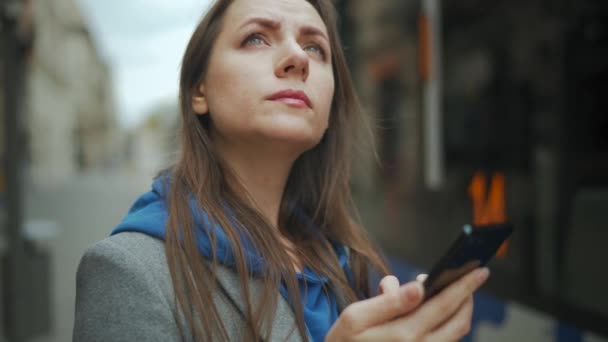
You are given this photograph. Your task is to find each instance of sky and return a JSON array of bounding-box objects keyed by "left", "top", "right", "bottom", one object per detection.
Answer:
[{"left": 76, "top": 0, "right": 212, "bottom": 128}]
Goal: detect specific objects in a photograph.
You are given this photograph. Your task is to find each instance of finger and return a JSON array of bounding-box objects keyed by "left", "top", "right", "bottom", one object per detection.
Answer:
[
  {"left": 379, "top": 275, "right": 400, "bottom": 295},
  {"left": 410, "top": 267, "right": 488, "bottom": 333},
  {"left": 416, "top": 273, "right": 428, "bottom": 282},
  {"left": 353, "top": 271, "right": 485, "bottom": 341},
  {"left": 333, "top": 281, "right": 424, "bottom": 335},
  {"left": 427, "top": 296, "right": 474, "bottom": 342}
]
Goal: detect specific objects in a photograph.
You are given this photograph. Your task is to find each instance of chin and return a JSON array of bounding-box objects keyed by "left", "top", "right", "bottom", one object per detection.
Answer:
[{"left": 262, "top": 127, "right": 323, "bottom": 152}]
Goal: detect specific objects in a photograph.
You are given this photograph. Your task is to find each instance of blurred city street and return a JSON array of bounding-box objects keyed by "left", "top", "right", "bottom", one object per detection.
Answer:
[{"left": 1, "top": 0, "right": 607, "bottom": 341}]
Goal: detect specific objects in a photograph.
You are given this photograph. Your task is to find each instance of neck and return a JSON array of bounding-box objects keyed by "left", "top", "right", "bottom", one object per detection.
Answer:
[{"left": 215, "top": 139, "right": 300, "bottom": 229}]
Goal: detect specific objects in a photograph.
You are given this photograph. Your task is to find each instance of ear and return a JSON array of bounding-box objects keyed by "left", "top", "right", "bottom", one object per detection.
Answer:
[{"left": 192, "top": 83, "right": 208, "bottom": 115}]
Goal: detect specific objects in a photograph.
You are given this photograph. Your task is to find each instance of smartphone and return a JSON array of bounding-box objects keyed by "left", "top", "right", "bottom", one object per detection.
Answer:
[{"left": 422, "top": 222, "right": 514, "bottom": 301}]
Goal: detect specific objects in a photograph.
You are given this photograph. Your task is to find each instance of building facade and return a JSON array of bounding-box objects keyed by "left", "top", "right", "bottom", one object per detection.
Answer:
[{"left": 25, "top": 0, "right": 120, "bottom": 187}]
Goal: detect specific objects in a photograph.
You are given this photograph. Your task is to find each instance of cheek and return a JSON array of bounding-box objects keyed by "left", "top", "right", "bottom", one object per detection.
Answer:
[
  {"left": 208, "top": 69, "right": 246, "bottom": 102},
  {"left": 205, "top": 51, "right": 262, "bottom": 107},
  {"left": 205, "top": 68, "right": 257, "bottom": 118}
]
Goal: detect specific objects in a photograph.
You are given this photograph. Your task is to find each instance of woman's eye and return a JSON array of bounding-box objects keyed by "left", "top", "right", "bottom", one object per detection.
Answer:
[
  {"left": 305, "top": 44, "right": 326, "bottom": 59},
  {"left": 242, "top": 33, "right": 266, "bottom": 46}
]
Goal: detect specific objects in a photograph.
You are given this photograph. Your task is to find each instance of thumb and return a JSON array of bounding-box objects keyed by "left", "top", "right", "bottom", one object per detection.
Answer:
[{"left": 378, "top": 275, "right": 400, "bottom": 295}]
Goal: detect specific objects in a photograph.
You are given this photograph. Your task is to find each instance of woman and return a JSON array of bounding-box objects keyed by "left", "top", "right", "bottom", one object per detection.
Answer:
[{"left": 73, "top": 0, "right": 489, "bottom": 341}]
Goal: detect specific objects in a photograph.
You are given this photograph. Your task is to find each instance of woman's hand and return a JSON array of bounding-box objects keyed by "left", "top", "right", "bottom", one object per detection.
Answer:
[{"left": 325, "top": 268, "right": 489, "bottom": 342}]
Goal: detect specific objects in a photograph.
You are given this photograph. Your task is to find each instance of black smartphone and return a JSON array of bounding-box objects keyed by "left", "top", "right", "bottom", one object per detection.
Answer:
[{"left": 422, "top": 222, "right": 514, "bottom": 301}]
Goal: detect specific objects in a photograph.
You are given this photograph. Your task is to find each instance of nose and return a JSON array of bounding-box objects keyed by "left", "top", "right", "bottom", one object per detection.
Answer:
[{"left": 275, "top": 41, "right": 309, "bottom": 82}]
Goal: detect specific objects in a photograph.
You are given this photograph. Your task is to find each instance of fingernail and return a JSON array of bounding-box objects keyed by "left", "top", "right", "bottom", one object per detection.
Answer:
[
  {"left": 401, "top": 283, "right": 422, "bottom": 302},
  {"left": 416, "top": 273, "right": 428, "bottom": 282},
  {"left": 476, "top": 267, "right": 490, "bottom": 283}
]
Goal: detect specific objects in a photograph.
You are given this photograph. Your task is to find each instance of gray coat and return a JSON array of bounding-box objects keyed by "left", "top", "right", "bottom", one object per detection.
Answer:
[{"left": 73, "top": 232, "right": 350, "bottom": 341}]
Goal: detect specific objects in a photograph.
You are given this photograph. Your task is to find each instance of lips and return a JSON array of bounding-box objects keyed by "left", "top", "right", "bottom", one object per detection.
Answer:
[{"left": 266, "top": 89, "right": 312, "bottom": 109}]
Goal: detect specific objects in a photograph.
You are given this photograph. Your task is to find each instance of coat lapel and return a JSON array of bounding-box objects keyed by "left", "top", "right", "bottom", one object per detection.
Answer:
[
  {"left": 211, "top": 248, "right": 353, "bottom": 341},
  {"left": 213, "top": 265, "right": 305, "bottom": 342}
]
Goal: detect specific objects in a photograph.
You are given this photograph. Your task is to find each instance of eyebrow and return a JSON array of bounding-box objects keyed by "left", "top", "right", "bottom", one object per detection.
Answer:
[
  {"left": 238, "top": 17, "right": 329, "bottom": 42},
  {"left": 300, "top": 26, "right": 328, "bottom": 42},
  {"left": 239, "top": 17, "right": 281, "bottom": 31}
]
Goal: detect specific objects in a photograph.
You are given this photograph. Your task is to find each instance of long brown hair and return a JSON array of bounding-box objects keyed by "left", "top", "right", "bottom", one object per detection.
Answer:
[{"left": 165, "top": 0, "right": 390, "bottom": 340}]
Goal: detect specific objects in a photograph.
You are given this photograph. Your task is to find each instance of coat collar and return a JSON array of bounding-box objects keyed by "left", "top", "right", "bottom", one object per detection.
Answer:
[{"left": 213, "top": 261, "right": 352, "bottom": 342}]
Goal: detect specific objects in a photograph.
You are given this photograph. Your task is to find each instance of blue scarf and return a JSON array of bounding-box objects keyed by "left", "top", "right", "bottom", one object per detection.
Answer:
[{"left": 111, "top": 176, "right": 353, "bottom": 342}]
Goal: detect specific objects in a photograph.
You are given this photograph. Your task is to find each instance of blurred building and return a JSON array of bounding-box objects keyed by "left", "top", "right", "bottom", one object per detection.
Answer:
[
  {"left": 339, "top": 0, "right": 608, "bottom": 340},
  {"left": 25, "top": 0, "right": 120, "bottom": 187},
  {"left": 339, "top": 0, "right": 421, "bottom": 195},
  {"left": 2, "top": 0, "right": 121, "bottom": 340},
  {"left": 127, "top": 100, "right": 178, "bottom": 180}
]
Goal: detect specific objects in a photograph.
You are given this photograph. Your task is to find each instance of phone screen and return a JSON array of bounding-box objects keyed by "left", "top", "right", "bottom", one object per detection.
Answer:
[{"left": 422, "top": 223, "right": 514, "bottom": 301}]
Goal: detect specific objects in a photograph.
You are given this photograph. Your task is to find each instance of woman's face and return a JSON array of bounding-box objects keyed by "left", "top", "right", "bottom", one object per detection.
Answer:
[{"left": 193, "top": 0, "right": 334, "bottom": 152}]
